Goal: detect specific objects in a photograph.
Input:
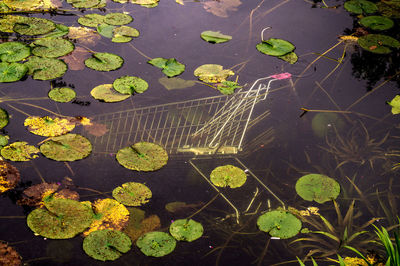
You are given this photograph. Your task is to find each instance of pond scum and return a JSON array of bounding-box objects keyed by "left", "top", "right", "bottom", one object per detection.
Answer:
[{"left": 0, "top": 0, "right": 400, "bottom": 265}]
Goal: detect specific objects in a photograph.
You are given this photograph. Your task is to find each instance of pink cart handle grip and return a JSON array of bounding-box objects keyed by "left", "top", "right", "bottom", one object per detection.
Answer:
[{"left": 270, "top": 72, "right": 292, "bottom": 80}]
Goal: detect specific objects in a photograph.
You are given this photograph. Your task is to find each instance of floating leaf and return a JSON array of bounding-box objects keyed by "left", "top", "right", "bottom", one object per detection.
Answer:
[
  {"left": 40, "top": 133, "right": 92, "bottom": 161},
  {"left": 210, "top": 165, "right": 247, "bottom": 188},
  {"left": 1, "top": 141, "right": 39, "bottom": 161},
  {"left": 41, "top": 24, "right": 69, "bottom": 38},
  {"left": 83, "top": 229, "right": 131, "bottom": 261},
  {"left": 0, "top": 135, "right": 9, "bottom": 148},
  {"left": 256, "top": 38, "right": 295, "bottom": 57},
  {"left": 67, "top": 0, "right": 100, "bottom": 8},
  {"left": 0, "top": 62, "right": 28, "bottom": 82},
  {"left": 200, "top": 30, "right": 232, "bottom": 43},
  {"left": 257, "top": 210, "right": 302, "bottom": 239},
  {"left": 77, "top": 14, "right": 105, "bottom": 27},
  {"left": 278, "top": 52, "right": 298, "bottom": 64},
  {"left": 60, "top": 47, "right": 91, "bottom": 71},
  {"left": 24, "top": 116, "right": 75, "bottom": 137},
  {"left": 48, "top": 87, "right": 76, "bottom": 102},
  {"left": 24, "top": 56, "right": 67, "bottom": 80},
  {"left": 31, "top": 38, "right": 74, "bottom": 58},
  {"left": 112, "top": 26, "right": 139, "bottom": 43},
  {"left": 0, "top": 161, "right": 20, "bottom": 194},
  {"left": 202, "top": 0, "right": 241, "bottom": 18},
  {"left": 148, "top": 57, "right": 185, "bottom": 77},
  {"left": 387, "top": 95, "right": 400, "bottom": 114},
  {"left": 27, "top": 198, "right": 94, "bottom": 239},
  {"left": 194, "top": 64, "right": 234, "bottom": 83},
  {"left": 169, "top": 219, "right": 203, "bottom": 242},
  {"left": 123, "top": 208, "right": 161, "bottom": 242},
  {"left": 97, "top": 24, "right": 115, "bottom": 38},
  {"left": 359, "top": 16, "right": 394, "bottom": 30},
  {"left": 116, "top": 142, "right": 168, "bottom": 171},
  {"left": 295, "top": 174, "right": 340, "bottom": 203},
  {"left": 0, "top": 241, "right": 22, "bottom": 266},
  {"left": 3, "top": 0, "right": 42, "bottom": 10},
  {"left": 91, "top": 84, "right": 131, "bottom": 102},
  {"left": 113, "top": 76, "right": 148, "bottom": 94},
  {"left": 112, "top": 182, "right": 152, "bottom": 206},
  {"left": 85, "top": 52, "right": 124, "bottom": 71},
  {"left": 104, "top": 13, "right": 133, "bottom": 25},
  {"left": 216, "top": 80, "right": 242, "bottom": 95},
  {"left": 13, "top": 17, "right": 55, "bottom": 35},
  {"left": 67, "top": 27, "right": 100, "bottom": 46},
  {"left": 344, "top": 0, "right": 378, "bottom": 14},
  {"left": 0, "top": 41, "right": 31, "bottom": 62},
  {"left": 0, "top": 108, "right": 9, "bottom": 129},
  {"left": 158, "top": 77, "right": 196, "bottom": 90},
  {"left": 130, "top": 0, "right": 159, "bottom": 7},
  {"left": 83, "top": 198, "right": 130, "bottom": 236},
  {"left": 136, "top": 231, "right": 176, "bottom": 257},
  {"left": 358, "top": 34, "right": 400, "bottom": 54},
  {"left": 0, "top": 15, "right": 20, "bottom": 33}
]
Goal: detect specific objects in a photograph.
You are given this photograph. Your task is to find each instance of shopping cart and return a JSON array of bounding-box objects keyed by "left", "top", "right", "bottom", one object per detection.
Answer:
[{"left": 88, "top": 73, "right": 292, "bottom": 223}]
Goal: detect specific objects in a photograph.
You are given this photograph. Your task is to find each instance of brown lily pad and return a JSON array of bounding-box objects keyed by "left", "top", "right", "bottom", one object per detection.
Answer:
[{"left": 0, "top": 161, "right": 20, "bottom": 194}]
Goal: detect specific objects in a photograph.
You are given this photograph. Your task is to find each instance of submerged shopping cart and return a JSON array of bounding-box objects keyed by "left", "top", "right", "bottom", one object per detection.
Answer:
[{"left": 88, "top": 73, "right": 292, "bottom": 223}]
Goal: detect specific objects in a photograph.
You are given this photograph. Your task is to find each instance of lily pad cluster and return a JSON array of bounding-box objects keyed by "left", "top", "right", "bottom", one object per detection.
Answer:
[
  {"left": 0, "top": 41, "right": 30, "bottom": 82},
  {"left": 256, "top": 38, "right": 298, "bottom": 64},
  {"left": 210, "top": 165, "right": 247, "bottom": 188},
  {"left": 148, "top": 57, "right": 185, "bottom": 77},
  {"left": 295, "top": 174, "right": 340, "bottom": 204},
  {"left": 112, "top": 182, "right": 152, "bottom": 206},
  {"left": 257, "top": 210, "right": 302, "bottom": 239}
]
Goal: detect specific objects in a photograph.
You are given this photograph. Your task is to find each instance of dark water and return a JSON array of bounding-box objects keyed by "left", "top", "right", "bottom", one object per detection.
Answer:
[{"left": 1, "top": 0, "right": 400, "bottom": 265}]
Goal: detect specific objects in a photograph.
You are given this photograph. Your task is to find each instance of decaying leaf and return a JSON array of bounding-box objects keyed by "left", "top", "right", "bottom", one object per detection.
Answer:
[
  {"left": 83, "top": 121, "right": 109, "bottom": 137},
  {"left": 123, "top": 208, "right": 161, "bottom": 242},
  {"left": 67, "top": 27, "right": 101, "bottom": 46},
  {"left": 1, "top": 141, "right": 39, "bottom": 161},
  {"left": 0, "top": 241, "right": 22, "bottom": 266},
  {"left": 165, "top": 201, "right": 204, "bottom": 214},
  {"left": 194, "top": 64, "right": 234, "bottom": 83},
  {"left": 60, "top": 47, "right": 91, "bottom": 71},
  {"left": 0, "top": 161, "right": 20, "bottom": 194},
  {"left": 202, "top": 0, "right": 242, "bottom": 18},
  {"left": 158, "top": 77, "right": 196, "bottom": 90}
]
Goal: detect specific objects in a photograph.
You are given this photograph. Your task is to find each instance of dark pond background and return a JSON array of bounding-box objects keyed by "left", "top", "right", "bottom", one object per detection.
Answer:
[{"left": 1, "top": 0, "right": 400, "bottom": 265}]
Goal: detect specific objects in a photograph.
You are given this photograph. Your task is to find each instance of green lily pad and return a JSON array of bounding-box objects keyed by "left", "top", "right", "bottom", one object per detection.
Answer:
[
  {"left": 104, "top": 13, "right": 133, "bottom": 25},
  {"left": 295, "top": 174, "right": 340, "bottom": 203},
  {"left": 0, "top": 108, "right": 9, "bottom": 129},
  {"left": 0, "top": 135, "right": 9, "bottom": 147},
  {"left": 67, "top": 0, "right": 100, "bottom": 8},
  {"left": 169, "top": 219, "right": 203, "bottom": 242},
  {"left": 113, "top": 76, "right": 148, "bottom": 94},
  {"left": 24, "top": 116, "right": 75, "bottom": 137},
  {"left": 1, "top": 141, "right": 39, "bottom": 161},
  {"left": 278, "top": 52, "right": 298, "bottom": 64},
  {"left": 158, "top": 77, "right": 196, "bottom": 90},
  {"left": 116, "top": 142, "right": 168, "bottom": 171},
  {"left": 311, "top": 112, "right": 345, "bottom": 138},
  {"left": 85, "top": 52, "right": 124, "bottom": 71},
  {"left": 27, "top": 198, "right": 94, "bottom": 239},
  {"left": 0, "top": 15, "right": 21, "bottom": 33},
  {"left": 0, "top": 42, "right": 31, "bottom": 62},
  {"left": 257, "top": 210, "right": 302, "bottom": 239},
  {"left": 77, "top": 14, "right": 105, "bottom": 27},
  {"left": 91, "top": 84, "right": 131, "bottom": 102},
  {"left": 136, "top": 231, "right": 176, "bottom": 257},
  {"left": 256, "top": 38, "right": 295, "bottom": 57},
  {"left": 3, "top": 0, "right": 42, "bottom": 11},
  {"left": 40, "top": 133, "right": 92, "bottom": 161},
  {"left": 31, "top": 38, "right": 74, "bottom": 58},
  {"left": 359, "top": 16, "right": 394, "bottom": 30},
  {"left": 83, "top": 229, "right": 131, "bottom": 261},
  {"left": 13, "top": 17, "right": 55, "bottom": 36},
  {"left": 48, "top": 87, "right": 76, "bottom": 102},
  {"left": 112, "top": 182, "right": 152, "bottom": 206},
  {"left": 147, "top": 57, "right": 185, "bottom": 77},
  {"left": 200, "top": 30, "right": 232, "bottom": 44},
  {"left": 130, "top": 0, "right": 159, "bottom": 7},
  {"left": 387, "top": 95, "right": 400, "bottom": 114},
  {"left": 344, "top": 0, "right": 378, "bottom": 14},
  {"left": 112, "top": 26, "right": 139, "bottom": 43},
  {"left": 97, "top": 24, "right": 115, "bottom": 38},
  {"left": 25, "top": 56, "right": 67, "bottom": 80},
  {"left": 216, "top": 80, "right": 242, "bottom": 95},
  {"left": 0, "top": 62, "right": 28, "bottom": 82},
  {"left": 41, "top": 24, "right": 69, "bottom": 38},
  {"left": 358, "top": 34, "right": 400, "bottom": 54},
  {"left": 210, "top": 165, "right": 247, "bottom": 188},
  {"left": 194, "top": 64, "right": 234, "bottom": 83}
]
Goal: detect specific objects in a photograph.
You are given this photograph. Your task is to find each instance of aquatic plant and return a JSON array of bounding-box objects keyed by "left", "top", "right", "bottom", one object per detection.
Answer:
[
  {"left": 169, "top": 219, "right": 204, "bottom": 242},
  {"left": 0, "top": 161, "right": 20, "bottom": 194},
  {"left": 0, "top": 241, "right": 22, "bottom": 266},
  {"left": 210, "top": 164, "right": 247, "bottom": 188},
  {"left": 295, "top": 174, "right": 340, "bottom": 204},
  {"left": 257, "top": 210, "right": 302, "bottom": 239},
  {"left": 136, "top": 231, "right": 176, "bottom": 257},
  {"left": 112, "top": 182, "right": 152, "bottom": 206},
  {"left": 147, "top": 57, "right": 185, "bottom": 77}
]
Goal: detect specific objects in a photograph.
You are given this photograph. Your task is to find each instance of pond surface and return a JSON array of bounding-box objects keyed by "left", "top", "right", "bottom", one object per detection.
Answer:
[{"left": 1, "top": 0, "right": 400, "bottom": 265}]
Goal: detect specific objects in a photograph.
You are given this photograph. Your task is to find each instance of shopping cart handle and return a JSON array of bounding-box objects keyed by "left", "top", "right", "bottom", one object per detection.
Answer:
[{"left": 270, "top": 72, "right": 291, "bottom": 80}]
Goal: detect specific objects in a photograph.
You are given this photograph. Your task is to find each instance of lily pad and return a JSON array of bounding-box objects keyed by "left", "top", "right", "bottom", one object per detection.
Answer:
[
  {"left": 158, "top": 77, "right": 196, "bottom": 90},
  {"left": 194, "top": 64, "right": 234, "bottom": 83},
  {"left": 3, "top": 0, "right": 42, "bottom": 10},
  {"left": 67, "top": 0, "right": 100, "bottom": 8},
  {"left": 358, "top": 34, "right": 400, "bottom": 54},
  {"left": 0, "top": 41, "right": 31, "bottom": 62},
  {"left": 0, "top": 161, "right": 20, "bottom": 194},
  {"left": 13, "top": 17, "right": 55, "bottom": 35},
  {"left": 112, "top": 26, "right": 140, "bottom": 43},
  {"left": 216, "top": 80, "right": 242, "bottom": 95},
  {"left": 97, "top": 24, "right": 115, "bottom": 38},
  {"left": 40, "top": 133, "right": 92, "bottom": 161},
  {"left": 130, "top": 0, "right": 159, "bottom": 7},
  {"left": 113, "top": 76, "right": 148, "bottom": 94},
  {"left": 83, "top": 229, "right": 132, "bottom": 261},
  {"left": 116, "top": 142, "right": 168, "bottom": 171},
  {"left": 31, "top": 38, "right": 74, "bottom": 58},
  {"left": 1, "top": 141, "right": 39, "bottom": 161},
  {"left": 210, "top": 165, "right": 247, "bottom": 188},
  {"left": 0, "top": 135, "right": 9, "bottom": 147},
  {"left": 387, "top": 95, "right": 400, "bottom": 114},
  {"left": 85, "top": 52, "right": 124, "bottom": 71},
  {"left": 0, "top": 108, "right": 8, "bottom": 129},
  {"left": 359, "top": 16, "right": 394, "bottom": 30},
  {"left": 256, "top": 38, "right": 295, "bottom": 57},
  {"left": 104, "top": 13, "right": 133, "bottom": 25},
  {"left": 0, "top": 62, "right": 28, "bottom": 82},
  {"left": 257, "top": 210, "right": 302, "bottom": 239},
  {"left": 200, "top": 30, "right": 232, "bottom": 43},
  {"left": 24, "top": 56, "right": 67, "bottom": 80},
  {"left": 0, "top": 15, "right": 21, "bottom": 33},
  {"left": 91, "top": 84, "right": 131, "bottom": 102},
  {"left": 169, "top": 219, "right": 203, "bottom": 242},
  {"left": 24, "top": 116, "right": 75, "bottom": 137},
  {"left": 27, "top": 198, "right": 94, "bottom": 239},
  {"left": 83, "top": 198, "right": 130, "bottom": 236},
  {"left": 77, "top": 14, "right": 105, "bottom": 28},
  {"left": 344, "top": 0, "right": 378, "bottom": 14},
  {"left": 295, "top": 174, "right": 340, "bottom": 203},
  {"left": 136, "top": 231, "right": 176, "bottom": 257},
  {"left": 147, "top": 57, "right": 185, "bottom": 77},
  {"left": 377, "top": 1, "right": 400, "bottom": 18},
  {"left": 48, "top": 87, "right": 76, "bottom": 102},
  {"left": 112, "top": 182, "right": 152, "bottom": 206},
  {"left": 41, "top": 24, "right": 69, "bottom": 38},
  {"left": 123, "top": 208, "right": 161, "bottom": 242},
  {"left": 278, "top": 52, "right": 298, "bottom": 64}
]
